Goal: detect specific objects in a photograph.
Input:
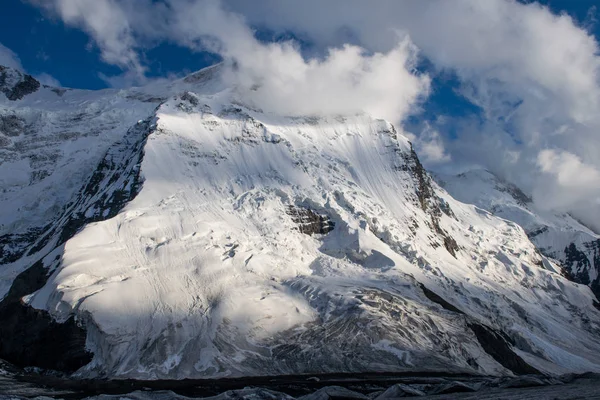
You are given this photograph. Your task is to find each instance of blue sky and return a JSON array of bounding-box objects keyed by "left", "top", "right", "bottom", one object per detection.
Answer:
[
  {"left": 1, "top": 0, "right": 597, "bottom": 90},
  {"left": 0, "top": 0, "right": 220, "bottom": 89}
]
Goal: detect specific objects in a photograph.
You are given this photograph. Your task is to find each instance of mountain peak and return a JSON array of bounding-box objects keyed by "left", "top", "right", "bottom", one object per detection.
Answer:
[
  {"left": 1, "top": 75, "right": 600, "bottom": 379},
  {"left": 0, "top": 65, "right": 41, "bottom": 101}
]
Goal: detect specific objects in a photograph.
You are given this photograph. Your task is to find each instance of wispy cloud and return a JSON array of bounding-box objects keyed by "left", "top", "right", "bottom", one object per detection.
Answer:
[
  {"left": 0, "top": 42, "right": 24, "bottom": 70},
  {"left": 35, "top": 72, "right": 62, "bottom": 87},
  {"left": 0, "top": 42, "right": 62, "bottom": 88}
]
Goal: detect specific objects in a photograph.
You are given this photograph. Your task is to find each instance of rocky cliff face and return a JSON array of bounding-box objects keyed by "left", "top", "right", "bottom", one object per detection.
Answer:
[
  {"left": 0, "top": 66, "right": 40, "bottom": 101},
  {"left": 436, "top": 169, "right": 600, "bottom": 300},
  {"left": 1, "top": 65, "right": 600, "bottom": 379}
]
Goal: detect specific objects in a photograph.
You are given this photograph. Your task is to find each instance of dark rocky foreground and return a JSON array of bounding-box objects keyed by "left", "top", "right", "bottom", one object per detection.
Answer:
[{"left": 1, "top": 360, "right": 600, "bottom": 400}]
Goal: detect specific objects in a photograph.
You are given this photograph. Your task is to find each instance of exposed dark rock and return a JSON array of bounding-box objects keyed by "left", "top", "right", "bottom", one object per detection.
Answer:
[
  {"left": 564, "top": 243, "right": 592, "bottom": 285},
  {"left": 592, "top": 281, "right": 600, "bottom": 302},
  {"left": 527, "top": 226, "right": 548, "bottom": 239},
  {"left": 287, "top": 206, "right": 335, "bottom": 235},
  {"left": 417, "top": 284, "right": 537, "bottom": 375},
  {"left": 399, "top": 145, "right": 459, "bottom": 257},
  {"left": 50, "top": 87, "right": 67, "bottom": 96},
  {"left": 0, "top": 66, "right": 40, "bottom": 101},
  {"left": 57, "top": 118, "right": 151, "bottom": 244},
  {"left": 0, "top": 225, "right": 49, "bottom": 265},
  {"left": 0, "top": 261, "right": 92, "bottom": 372},
  {"left": 493, "top": 176, "right": 532, "bottom": 207},
  {"left": 468, "top": 323, "right": 539, "bottom": 375},
  {"left": 418, "top": 283, "right": 464, "bottom": 314},
  {"left": 4, "top": 368, "right": 598, "bottom": 399},
  {"left": 0, "top": 117, "right": 154, "bottom": 373}
]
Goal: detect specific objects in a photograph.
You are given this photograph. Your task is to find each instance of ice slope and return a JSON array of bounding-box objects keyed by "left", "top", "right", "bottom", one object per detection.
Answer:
[
  {"left": 15, "top": 86, "right": 600, "bottom": 379},
  {"left": 0, "top": 64, "right": 224, "bottom": 298},
  {"left": 435, "top": 169, "right": 600, "bottom": 297}
]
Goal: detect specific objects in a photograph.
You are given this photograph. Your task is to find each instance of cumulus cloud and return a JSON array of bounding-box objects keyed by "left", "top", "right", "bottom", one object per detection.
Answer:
[
  {"left": 0, "top": 43, "right": 24, "bottom": 70},
  {"left": 26, "top": 0, "right": 600, "bottom": 228},
  {"left": 536, "top": 149, "right": 600, "bottom": 207},
  {"left": 165, "top": 0, "right": 431, "bottom": 122},
  {"left": 228, "top": 40, "right": 429, "bottom": 122}
]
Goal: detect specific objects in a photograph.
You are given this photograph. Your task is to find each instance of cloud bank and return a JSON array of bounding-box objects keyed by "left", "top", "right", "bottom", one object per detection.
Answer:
[{"left": 27, "top": 0, "right": 600, "bottom": 230}]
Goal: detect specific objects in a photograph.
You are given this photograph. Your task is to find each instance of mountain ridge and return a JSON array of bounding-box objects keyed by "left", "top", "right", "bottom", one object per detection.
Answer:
[
  {"left": 0, "top": 64, "right": 599, "bottom": 379},
  {"left": 435, "top": 168, "right": 600, "bottom": 300}
]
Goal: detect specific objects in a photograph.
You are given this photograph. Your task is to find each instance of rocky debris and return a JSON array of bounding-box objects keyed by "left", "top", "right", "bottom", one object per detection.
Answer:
[
  {"left": 298, "top": 386, "right": 369, "bottom": 399},
  {"left": 0, "top": 369, "right": 599, "bottom": 399},
  {"left": 287, "top": 206, "right": 335, "bottom": 235},
  {"left": 374, "top": 383, "right": 426, "bottom": 398},
  {"left": 499, "top": 376, "right": 547, "bottom": 389},
  {"left": 0, "top": 66, "right": 40, "bottom": 101},
  {"left": 430, "top": 381, "right": 479, "bottom": 395}
]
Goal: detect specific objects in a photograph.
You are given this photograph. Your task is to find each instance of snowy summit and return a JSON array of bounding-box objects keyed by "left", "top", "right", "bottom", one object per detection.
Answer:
[{"left": 0, "top": 63, "right": 599, "bottom": 381}]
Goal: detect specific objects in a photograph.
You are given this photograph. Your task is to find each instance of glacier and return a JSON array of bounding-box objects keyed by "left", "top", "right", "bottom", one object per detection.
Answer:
[{"left": 0, "top": 65, "right": 600, "bottom": 379}]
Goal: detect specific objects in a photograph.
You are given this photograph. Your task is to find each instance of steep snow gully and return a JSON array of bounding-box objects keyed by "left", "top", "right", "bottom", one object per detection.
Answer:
[{"left": 1, "top": 65, "right": 600, "bottom": 380}]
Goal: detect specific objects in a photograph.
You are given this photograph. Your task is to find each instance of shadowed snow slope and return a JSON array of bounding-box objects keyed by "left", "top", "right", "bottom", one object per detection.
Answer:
[{"left": 1, "top": 65, "right": 600, "bottom": 379}]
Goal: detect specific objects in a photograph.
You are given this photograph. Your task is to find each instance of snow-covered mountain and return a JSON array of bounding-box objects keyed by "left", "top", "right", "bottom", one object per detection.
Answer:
[
  {"left": 436, "top": 169, "right": 600, "bottom": 300},
  {"left": 1, "top": 65, "right": 600, "bottom": 380}
]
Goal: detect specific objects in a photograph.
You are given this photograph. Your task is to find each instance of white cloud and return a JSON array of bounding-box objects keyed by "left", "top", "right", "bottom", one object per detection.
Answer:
[
  {"left": 160, "top": 0, "right": 430, "bottom": 122},
  {"left": 536, "top": 149, "right": 600, "bottom": 206},
  {"left": 535, "top": 149, "right": 600, "bottom": 231},
  {"left": 407, "top": 122, "right": 450, "bottom": 165},
  {"left": 0, "top": 43, "right": 24, "bottom": 70},
  {"left": 28, "top": 0, "right": 152, "bottom": 84}
]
